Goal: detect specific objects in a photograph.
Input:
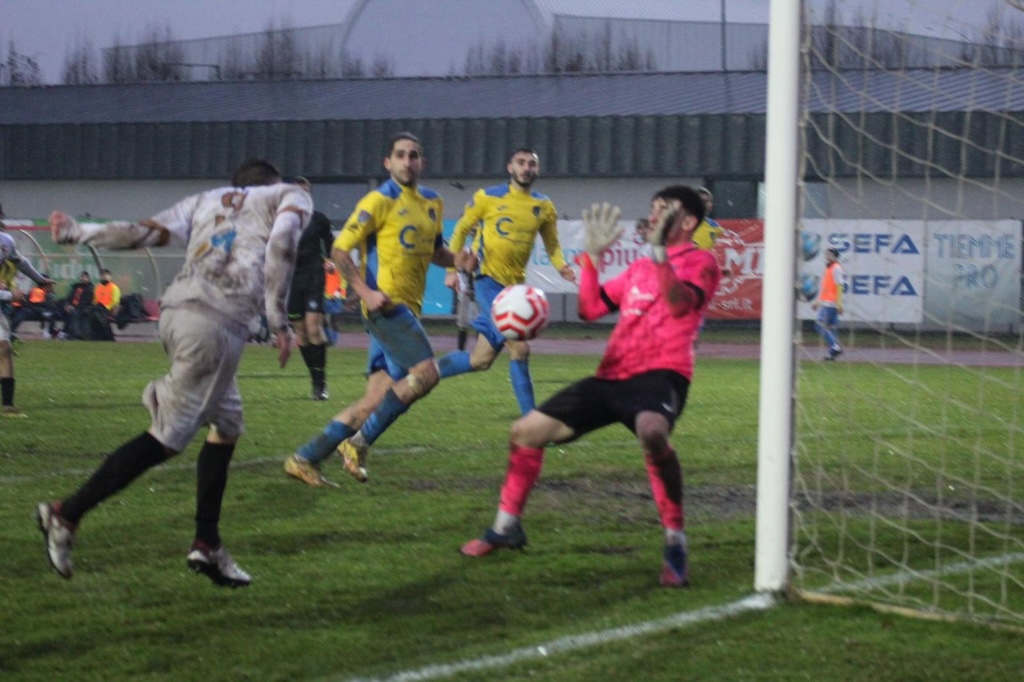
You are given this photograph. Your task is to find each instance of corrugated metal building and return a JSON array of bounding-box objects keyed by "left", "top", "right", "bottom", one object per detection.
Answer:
[{"left": 2, "top": 67, "right": 1024, "bottom": 222}]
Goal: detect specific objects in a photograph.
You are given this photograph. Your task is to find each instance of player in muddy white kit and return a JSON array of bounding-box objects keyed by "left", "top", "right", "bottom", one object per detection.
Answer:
[{"left": 36, "top": 159, "right": 311, "bottom": 587}]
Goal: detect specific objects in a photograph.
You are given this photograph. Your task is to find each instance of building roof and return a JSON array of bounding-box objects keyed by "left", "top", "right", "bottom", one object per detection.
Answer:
[
  {"left": 0, "top": 72, "right": 756, "bottom": 125},
  {"left": 2, "top": 68, "right": 1021, "bottom": 181},
  {"left": 2, "top": 68, "right": 1021, "bottom": 127}
]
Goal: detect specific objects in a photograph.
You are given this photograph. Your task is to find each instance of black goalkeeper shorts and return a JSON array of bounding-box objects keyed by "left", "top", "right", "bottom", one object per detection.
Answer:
[{"left": 537, "top": 369, "right": 690, "bottom": 442}]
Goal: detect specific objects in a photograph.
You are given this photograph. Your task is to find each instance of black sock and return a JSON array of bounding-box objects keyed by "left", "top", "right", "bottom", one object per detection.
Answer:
[
  {"left": 299, "top": 343, "right": 315, "bottom": 370},
  {"left": 61, "top": 432, "right": 170, "bottom": 524},
  {"left": 1, "top": 377, "right": 14, "bottom": 407},
  {"left": 301, "top": 343, "right": 327, "bottom": 386},
  {"left": 194, "top": 441, "right": 235, "bottom": 548},
  {"left": 310, "top": 343, "right": 327, "bottom": 386}
]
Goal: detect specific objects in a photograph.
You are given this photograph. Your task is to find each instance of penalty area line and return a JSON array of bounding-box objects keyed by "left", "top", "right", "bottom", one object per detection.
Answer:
[{"left": 337, "top": 593, "right": 778, "bottom": 682}]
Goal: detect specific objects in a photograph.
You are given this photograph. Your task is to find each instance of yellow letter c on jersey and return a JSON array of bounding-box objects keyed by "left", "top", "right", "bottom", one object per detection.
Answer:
[
  {"left": 495, "top": 217, "right": 513, "bottom": 236},
  {"left": 399, "top": 224, "right": 418, "bottom": 249}
]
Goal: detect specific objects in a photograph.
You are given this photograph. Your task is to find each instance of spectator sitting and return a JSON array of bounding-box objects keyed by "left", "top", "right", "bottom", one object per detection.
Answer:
[
  {"left": 59, "top": 271, "right": 94, "bottom": 340},
  {"left": 86, "top": 268, "right": 119, "bottom": 341},
  {"left": 94, "top": 268, "right": 121, "bottom": 317},
  {"left": 11, "top": 276, "right": 58, "bottom": 338}
]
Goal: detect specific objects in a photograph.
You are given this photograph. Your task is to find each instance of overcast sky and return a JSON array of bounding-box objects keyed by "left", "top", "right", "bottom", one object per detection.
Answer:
[{"left": 0, "top": 0, "right": 1003, "bottom": 84}]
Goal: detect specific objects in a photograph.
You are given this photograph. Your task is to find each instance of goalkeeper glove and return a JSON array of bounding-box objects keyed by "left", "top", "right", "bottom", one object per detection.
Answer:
[
  {"left": 582, "top": 202, "right": 623, "bottom": 264},
  {"left": 648, "top": 200, "right": 682, "bottom": 263}
]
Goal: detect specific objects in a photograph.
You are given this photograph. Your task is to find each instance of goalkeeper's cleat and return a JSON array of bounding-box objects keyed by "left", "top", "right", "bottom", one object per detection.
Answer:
[
  {"left": 659, "top": 543, "right": 690, "bottom": 588},
  {"left": 2, "top": 405, "right": 28, "bottom": 418},
  {"left": 283, "top": 454, "right": 339, "bottom": 488},
  {"left": 460, "top": 523, "right": 528, "bottom": 557},
  {"left": 187, "top": 541, "right": 251, "bottom": 588},
  {"left": 337, "top": 438, "right": 369, "bottom": 483},
  {"left": 35, "top": 501, "right": 75, "bottom": 579}
]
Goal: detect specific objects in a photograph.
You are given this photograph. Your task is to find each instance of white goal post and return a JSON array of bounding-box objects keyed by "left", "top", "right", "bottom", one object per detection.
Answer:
[{"left": 757, "top": 0, "right": 1024, "bottom": 627}]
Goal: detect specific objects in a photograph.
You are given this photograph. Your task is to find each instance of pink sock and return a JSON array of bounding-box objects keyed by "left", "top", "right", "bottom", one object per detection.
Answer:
[
  {"left": 645, "top": 448, "right": 684, "bottom": 530},
  {"left": 499, "top": 443, "right": 544, "bottom": 516}
]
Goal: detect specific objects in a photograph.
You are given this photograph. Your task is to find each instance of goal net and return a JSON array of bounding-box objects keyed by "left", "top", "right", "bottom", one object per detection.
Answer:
[{"left": 767, "top": 0, "right": 1024, "bottom": 626}]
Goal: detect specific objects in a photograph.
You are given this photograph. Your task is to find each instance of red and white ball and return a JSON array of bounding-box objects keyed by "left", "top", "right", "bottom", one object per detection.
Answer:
[{"left": 491, "top": 284, "right": 550, "bottom": 341}]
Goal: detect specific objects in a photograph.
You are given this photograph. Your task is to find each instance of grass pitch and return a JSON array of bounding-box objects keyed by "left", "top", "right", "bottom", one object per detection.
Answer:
[{"left": 2, "top": 336, "right": 1022, "bottom": 681}]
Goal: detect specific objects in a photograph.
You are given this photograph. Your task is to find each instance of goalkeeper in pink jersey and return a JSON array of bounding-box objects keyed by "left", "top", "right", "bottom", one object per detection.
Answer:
[{"left": 461, "top": 185, "right": 721, "bottom": 588}]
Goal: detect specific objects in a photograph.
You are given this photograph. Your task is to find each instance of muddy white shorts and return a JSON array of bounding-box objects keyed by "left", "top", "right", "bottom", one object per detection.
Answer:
[{"left": 143, "top": 306, "right": 247, "bottom": 452}]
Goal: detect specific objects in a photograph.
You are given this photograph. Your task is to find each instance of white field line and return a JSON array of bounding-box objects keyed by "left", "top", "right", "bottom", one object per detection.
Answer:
[
  {"left": 337, "top": 552, "right": 1024, "bottom": 682},
  {"left": 336, "top": 593, "right": 779, "bottom": 682}
]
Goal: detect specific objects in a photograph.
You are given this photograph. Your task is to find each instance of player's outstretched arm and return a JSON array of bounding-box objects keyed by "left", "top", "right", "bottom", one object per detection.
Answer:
[
  {"left": 49, "top": 210, "right": 174, "bottom": 250},
  {"left": 5, "top": 241, "right": 51, "bottom": 287}
]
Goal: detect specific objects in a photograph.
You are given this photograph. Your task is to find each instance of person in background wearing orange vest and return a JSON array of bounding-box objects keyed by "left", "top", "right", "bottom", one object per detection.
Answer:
[
  {"left": 811, "top": 247, "right": 845, "bottom": 361},
  {"left": 322, "top": 259, "right": 346, "bottom": 347},
  {"left": 11, "top": 276, "right": 58, "bottom": 338},
  {"left": 93, "top": 268, "right": 121, "bottom": 318}
]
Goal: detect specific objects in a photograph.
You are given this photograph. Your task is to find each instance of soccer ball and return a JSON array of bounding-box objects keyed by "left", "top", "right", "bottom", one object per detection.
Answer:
[{"left": 491, "top": 284, "right": 550, "bottom": 341}]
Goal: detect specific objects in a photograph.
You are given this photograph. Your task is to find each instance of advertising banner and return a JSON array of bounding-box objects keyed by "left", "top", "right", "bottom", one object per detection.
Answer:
[
  {"left": 707, "top": 219, "right": 764, "bottom": 320},
  {"left": 800, "top": 220, "right": 926, "bottom": 323},
  {"left": 922, "top": 220, "right": 1021, "bottom": 331}
]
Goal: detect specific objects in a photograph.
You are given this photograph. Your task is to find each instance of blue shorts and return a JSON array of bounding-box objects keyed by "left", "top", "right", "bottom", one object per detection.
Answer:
[
  {"left": 362, "top": 304, "right": 434, "bottom": 380},
  {"left": 470, "top": 276, "right": 510, "bottom": 351}
]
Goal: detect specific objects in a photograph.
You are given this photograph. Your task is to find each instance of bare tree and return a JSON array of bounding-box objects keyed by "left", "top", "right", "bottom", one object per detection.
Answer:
[
  {"left": 3, "top": 40, "right": 42, "bottom": 86},
  {"left": 132, "top": 24, "right": 186, "bottom": 82},
  {"left": 254, "top": 19, "right": 300, "bottom": 79},
  {"left": 961, "top": 5, "right": 1024, "bottom": 66},
  {"left": 220, "top": 40, "right": 248, "bottom": 81},
  {"left": 61, "top": 35, "right": 101, "bottom": 85},
  {"left": 370, "top": 55, "right": 394, "bottom": 78},
  {"left": 463, "top": 43, "right": 485, "bottom": 75},
  {"left": 799, "top": 0, "right": 928, "bottom": 71},
  {"left": 103, "top": 35, "right": 134, "bottom": 83}
]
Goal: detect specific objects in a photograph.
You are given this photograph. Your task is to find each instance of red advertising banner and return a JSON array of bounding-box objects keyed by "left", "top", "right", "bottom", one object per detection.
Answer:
[{"left": 707, "top": 219, "right": 764, "bottom": 320}]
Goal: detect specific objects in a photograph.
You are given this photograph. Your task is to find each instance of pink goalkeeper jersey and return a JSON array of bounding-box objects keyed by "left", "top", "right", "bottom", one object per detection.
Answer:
[{"left": 582, "top": 243, "right": 720, "bottom": 381}]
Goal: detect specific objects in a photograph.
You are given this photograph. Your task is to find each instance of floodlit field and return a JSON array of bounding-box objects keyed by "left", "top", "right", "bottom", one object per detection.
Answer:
[{"left": 2, "top": 335, "right": 1022, "bottom": 681}]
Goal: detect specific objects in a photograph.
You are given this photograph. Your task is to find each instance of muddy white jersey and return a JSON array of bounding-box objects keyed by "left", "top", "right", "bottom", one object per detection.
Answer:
[{"left": 154, "top": 183, "right": 311, "bottom": 330}]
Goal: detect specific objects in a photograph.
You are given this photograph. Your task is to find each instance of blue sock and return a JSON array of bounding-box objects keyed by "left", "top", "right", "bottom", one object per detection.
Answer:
[
  {"left": 509, "top": 359, "right": 535, "bottom": 415},
  {"left": 438, "top": 350, "right": 474, "bottom": 379},
  {"left": 359, "top": 388, "right": 409, "bottom": 445},
  {"left": 297, "top": 420, "right": 356, "bottom": 465}
]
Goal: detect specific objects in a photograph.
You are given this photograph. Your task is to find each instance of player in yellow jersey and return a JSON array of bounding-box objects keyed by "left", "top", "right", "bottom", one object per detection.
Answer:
[
  {"left": 284, "top": 132, "right": 474, "bottom": 487},
  {"left": 691, "top": 187, "right": 723, "bottom": 251},
  {"left": 1, "top": 211, "right": 54, "bottom": 417},
  {"left": 436, "top": 148, "right": 576, "bottom": 414}
]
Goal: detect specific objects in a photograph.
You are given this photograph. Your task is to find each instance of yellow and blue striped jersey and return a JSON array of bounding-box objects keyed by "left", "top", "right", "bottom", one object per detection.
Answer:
[
  {"left": 692, "top": 216, "right": 723, "bottom": 251},
  {"left": 333, "top": 179, "right": 444, "bottom": 317},
  {"left": 450, "top": 182, "right": 565, "bottom": 287}
]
